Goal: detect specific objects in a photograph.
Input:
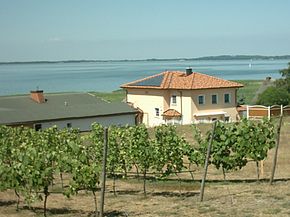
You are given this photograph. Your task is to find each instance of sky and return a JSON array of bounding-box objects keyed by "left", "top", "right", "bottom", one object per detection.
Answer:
[{"left": 0, "top": 0, "right": 290, "bottom": 61}]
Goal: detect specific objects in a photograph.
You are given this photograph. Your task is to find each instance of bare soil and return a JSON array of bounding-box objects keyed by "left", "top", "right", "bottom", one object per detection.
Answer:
[{"left": 1, "top": 117, "right": 289, "bottom": 217}]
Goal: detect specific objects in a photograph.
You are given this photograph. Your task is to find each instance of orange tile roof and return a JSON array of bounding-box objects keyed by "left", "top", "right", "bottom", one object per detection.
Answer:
[
  {"left": 121, "top": 71, "right": 244, "bottom": 90},
  {"left": 162, "top": 109, "right": 181, "bottom": 117}
]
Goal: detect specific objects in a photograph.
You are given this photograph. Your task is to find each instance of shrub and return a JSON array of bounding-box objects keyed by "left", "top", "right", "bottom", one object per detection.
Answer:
[{"left": 257, "top": 86, "right": 290, "bottom": 106}]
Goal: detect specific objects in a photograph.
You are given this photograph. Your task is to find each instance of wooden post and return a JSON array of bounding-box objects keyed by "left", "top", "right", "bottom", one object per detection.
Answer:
[
  {"left": 260, "top": 160, "right": 264, "bottom": 178},
  {"left": 200, "top": 121, "right": 217, "bottom": 202},
  {"left": 269, "top": 115, "right": 283, "bottom": 185},
  {"left": 246, "top": 105, "right": 249, "bottom": 119},
  {"left": 268, "top": 106, "right": 271, "bottom": 120},
  {"left": 99, "top": 127, "right": 108, "bottom": 217},
  {"left": 281, "top": 105, "right": 283, "bottom": 116}
]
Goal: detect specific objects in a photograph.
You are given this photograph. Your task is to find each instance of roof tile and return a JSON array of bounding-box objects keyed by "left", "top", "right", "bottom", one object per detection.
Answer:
[
  {"left": 121, "top": 71, "right": 243, "bottom": 90},
  {"left": 162, "top": 109, "right": 181, "bottom": 117}
]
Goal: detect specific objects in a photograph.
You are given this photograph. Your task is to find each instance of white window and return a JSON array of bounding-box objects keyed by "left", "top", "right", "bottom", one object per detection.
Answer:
[
  {"left": 155, "top": 108, "right": 160, "bottom": 116},
  {"left": 198, "top": 95, "right": 205, "bottom": 105},
  {"left": 171, "top": 95, "right": 177, "bottom": 105},
  {"left": 224, "top": 93, "right": 231, "bottom": 104},
  {"left": 212, "top": 94, "right": 218, "bottom": 104}
]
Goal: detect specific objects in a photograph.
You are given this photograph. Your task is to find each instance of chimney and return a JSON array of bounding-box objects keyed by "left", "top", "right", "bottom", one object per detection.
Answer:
[
  {"left": 186, "top": 67, "right": 192, "bottom": 76},
  {"left": 30, "top": 90, "right": 45, "bottom": 103}
]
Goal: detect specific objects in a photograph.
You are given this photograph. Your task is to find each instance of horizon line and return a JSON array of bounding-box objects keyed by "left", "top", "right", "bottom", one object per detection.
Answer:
[{"left": 1, "top": 54, "right": 290, "bottom": 64}]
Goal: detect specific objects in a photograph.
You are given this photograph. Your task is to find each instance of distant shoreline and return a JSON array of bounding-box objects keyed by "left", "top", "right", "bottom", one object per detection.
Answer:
[{"left": 1, "top": 55, "right": 290, "bottom": 65}]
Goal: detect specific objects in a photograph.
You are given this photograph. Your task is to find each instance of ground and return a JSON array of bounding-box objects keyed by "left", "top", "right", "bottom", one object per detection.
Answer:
[{"left": 0, "top": 117, "right": 289, "bottom": 217}]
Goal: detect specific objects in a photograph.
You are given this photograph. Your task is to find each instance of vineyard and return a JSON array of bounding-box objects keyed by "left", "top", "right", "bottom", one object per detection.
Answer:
[{"left": 0, "top": 117, "right": 290, "bottom": 217}]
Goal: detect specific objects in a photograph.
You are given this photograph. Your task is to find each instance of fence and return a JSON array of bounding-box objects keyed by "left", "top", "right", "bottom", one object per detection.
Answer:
[{"left": 238, "top": 105, "right": 290, "bottom": 120}]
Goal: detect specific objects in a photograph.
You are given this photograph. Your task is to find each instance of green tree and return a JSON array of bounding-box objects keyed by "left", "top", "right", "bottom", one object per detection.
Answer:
[
  {"left": 276, "top": 62, "right": 290, "bottom": 92},
  {"left": 257, "top": 62, "right": 290, "bottom": 106},
  {"left": 257, "top": 86, "right": 290, "bottom": 106}
]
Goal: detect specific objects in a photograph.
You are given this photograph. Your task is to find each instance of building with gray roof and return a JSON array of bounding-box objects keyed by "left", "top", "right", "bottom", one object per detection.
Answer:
[{"left": 0, "top": 90, "right": 138, "bottom": 131}]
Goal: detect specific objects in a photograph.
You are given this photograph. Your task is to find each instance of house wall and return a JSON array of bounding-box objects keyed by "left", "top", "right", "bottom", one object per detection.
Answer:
[
  {"left": 126, "top": 87, "right": 239, "bottom": 127},
  {"left": 37, "top": 114, "right": 136, "bottom": 131},
  {"left": 126, "top": 89, "right": 165, "bottom": 126},
  {"left": 179, "top": 90, "right": 194, "bottom": 125},
  {"left": 190, "top": 88, "right": 239, "bottom": 122},
  {"left": 166, "top": 90, "right": 193, "bottom": 125}
]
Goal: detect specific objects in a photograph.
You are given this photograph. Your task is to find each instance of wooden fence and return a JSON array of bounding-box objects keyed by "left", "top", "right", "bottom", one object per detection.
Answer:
[{"left": 238, "top": 105, "right": 290, "bottom": 120}]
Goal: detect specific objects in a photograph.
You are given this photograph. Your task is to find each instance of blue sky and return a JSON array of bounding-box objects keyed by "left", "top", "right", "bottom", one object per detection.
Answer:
[{"left": 0, "top": 0, "right": 290, "bottom": 61}]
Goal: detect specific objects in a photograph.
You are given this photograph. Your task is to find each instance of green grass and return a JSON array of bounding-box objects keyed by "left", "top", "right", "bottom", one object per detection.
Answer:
[
  {"left": 263, "top": 208, "right": 282, "bottom": 215},
  {"left": 198, "top": 205, "right": 217, "bottom": 214},
  {"left": 89, "top": 89, "right": 126, "bottom": 102},
  {"left": 281, "top": 201, "right": 290, "bottom": 209},
  {"left": 234, "top": 80, "right": 263, "bottom": 104}
]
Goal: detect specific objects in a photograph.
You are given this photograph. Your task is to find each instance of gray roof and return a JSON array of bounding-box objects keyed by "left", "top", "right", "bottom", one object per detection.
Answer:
[{"left": 0, "top": 93, "right": 137, "bottom": 125}]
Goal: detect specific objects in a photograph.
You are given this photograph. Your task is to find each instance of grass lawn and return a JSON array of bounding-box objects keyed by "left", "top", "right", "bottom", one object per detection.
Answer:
[
  {"left": 234, "top": 80, "right": 263, "bottom": 104},
  {"left": 89, "top": 89, "right": 126, "bottom": 102}
]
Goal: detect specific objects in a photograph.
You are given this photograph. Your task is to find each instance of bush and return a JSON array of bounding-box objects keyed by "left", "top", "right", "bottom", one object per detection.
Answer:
[{"left": 257, "top": 86, "right": 290, "bottom": 106}]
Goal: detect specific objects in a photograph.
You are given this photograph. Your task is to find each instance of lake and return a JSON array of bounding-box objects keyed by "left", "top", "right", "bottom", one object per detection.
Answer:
[{"left": 0, "top": 59, "right": 289, "bottom": 96}]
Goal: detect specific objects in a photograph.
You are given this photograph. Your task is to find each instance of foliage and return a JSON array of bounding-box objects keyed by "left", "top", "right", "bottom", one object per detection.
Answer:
[
  {"left": 258, "top": 62, "right": 290, "bottom": 106},
  {"left": 257, "top": 86, "right": 290, "bottom": 106},
  {"left": 240, "top": 119, "right": 276, "bottom": 161},
  {"left": 192, "top": 119, "right": 276, "bottom": 180},
  {"left": 277, "top": 62, "right": 290, "bottom": 93},
  {"left": 211, "top": 122, "right": 248, "bottom": 172},
  {"left": 153, "top": 125, "right": 188, "bottom": 176},
  {"left": 0, "top": 119, "right": 277, "bottom": 214},
  {"left": 0, "top": 126, "right": 82, "bottom": 215},
  {"left": 128, "top": 124, "right": 153, "bottom": 194},
  {"left": 107, "top": 126, "right": 122, "bottom": 176},
  {"left": 127, "top": 125, "right": 153, "bottom": 174}
]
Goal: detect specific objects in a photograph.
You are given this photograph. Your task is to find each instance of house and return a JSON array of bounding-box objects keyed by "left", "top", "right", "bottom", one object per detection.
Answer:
[
  {"left": 0, "top": 90, "right": 138, "bottom": 131},
  {"left": 121, "top": 68, "right": 243, "bottom": 126}
]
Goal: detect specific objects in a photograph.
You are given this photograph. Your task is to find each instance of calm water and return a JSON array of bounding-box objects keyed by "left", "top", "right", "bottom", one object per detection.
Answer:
[{"left": 0, "top": 59, "right": 289, "bottom": 96}]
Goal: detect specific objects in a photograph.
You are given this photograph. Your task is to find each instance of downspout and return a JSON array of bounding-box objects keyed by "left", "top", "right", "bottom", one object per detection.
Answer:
[
  {"left": 235, "top": 89, "right": 237, "bottom": 105},
  {"left": 125, "top": 89, "right": 128, "bottom": 102},
  {"left": 179, "top": 91, "right": 183, "bottom": 125}
]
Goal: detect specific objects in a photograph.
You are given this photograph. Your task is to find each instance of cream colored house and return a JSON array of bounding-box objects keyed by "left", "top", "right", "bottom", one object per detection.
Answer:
[{"left": 121, "top": 68, "right": 243, "bottom": 126}]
